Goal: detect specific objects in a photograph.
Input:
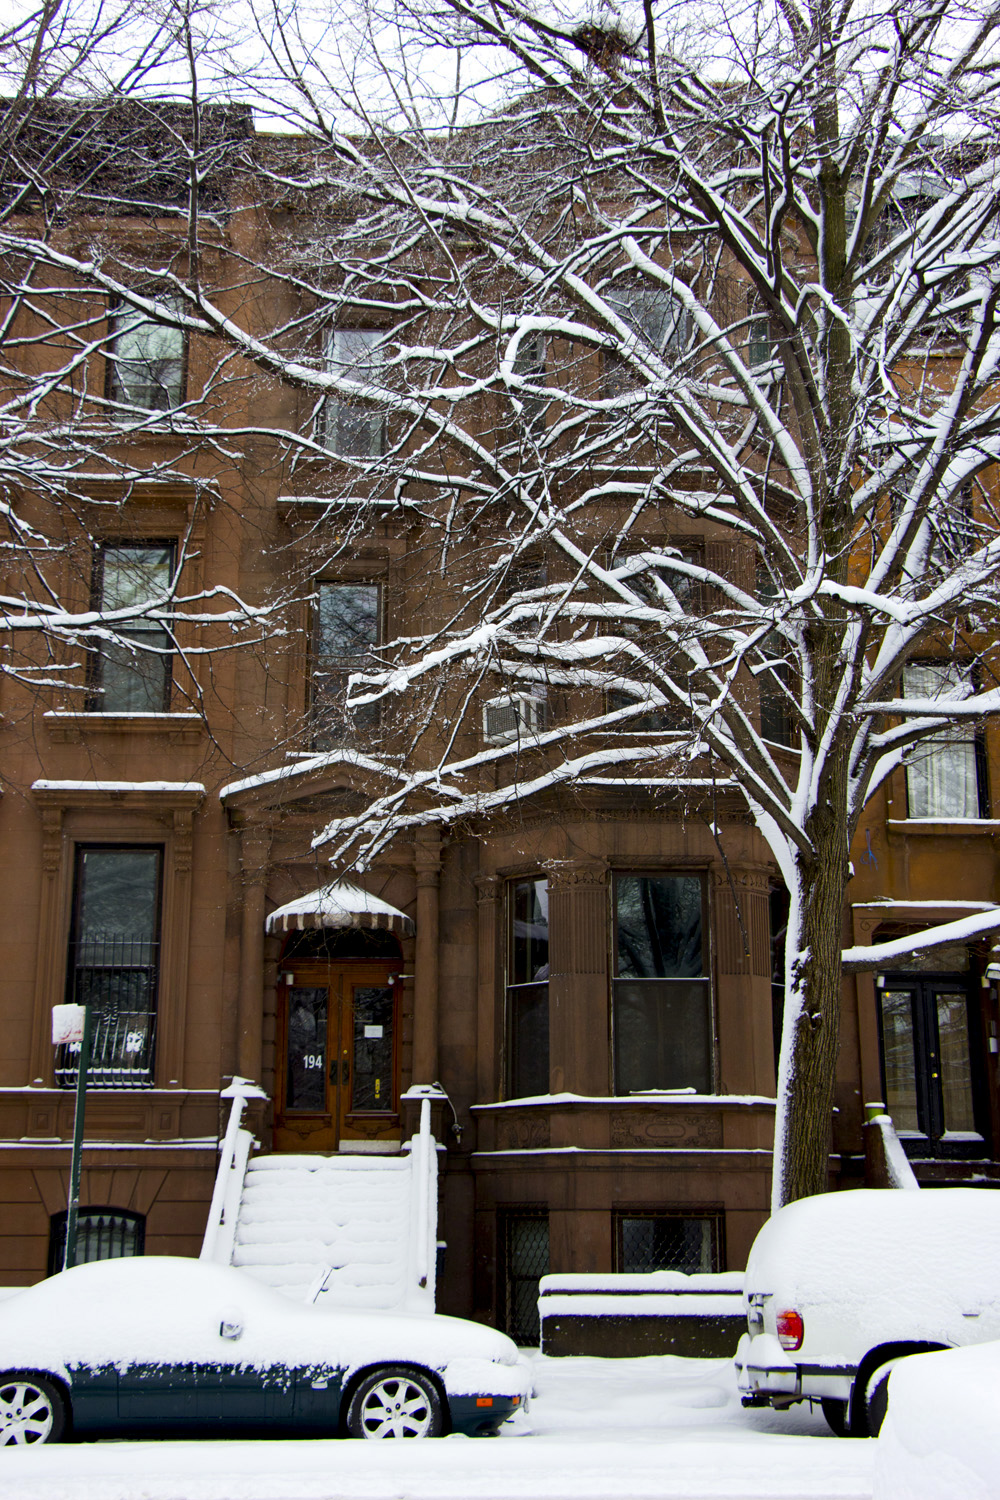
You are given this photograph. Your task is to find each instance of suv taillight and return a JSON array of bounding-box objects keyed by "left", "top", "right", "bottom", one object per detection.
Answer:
[{"left": 776, "top": 1309, "right": 804, "bottom": 1351}]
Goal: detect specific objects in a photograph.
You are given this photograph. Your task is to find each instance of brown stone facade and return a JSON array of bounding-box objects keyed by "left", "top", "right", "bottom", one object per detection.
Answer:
[{"left": 0, "top": 171, "right": 997, "bottom": 1332}]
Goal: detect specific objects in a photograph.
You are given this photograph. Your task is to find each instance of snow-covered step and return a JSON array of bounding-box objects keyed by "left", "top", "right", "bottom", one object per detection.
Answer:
[{"left": 229, "top": 1149, "right": 436, "bottom": 1313}]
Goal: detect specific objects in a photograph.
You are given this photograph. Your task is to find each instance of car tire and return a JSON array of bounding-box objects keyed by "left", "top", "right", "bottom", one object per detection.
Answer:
[
  {"left": 820, "top": 1397, "right": 851, "bottom": 1437},
  {"left": 345, "top": 1366, "right": 443, "bottom": 1439},
  {"left": 864, "top": 1362, "right": 897, "bottom": 1438},
  {"left": 0, "top": 1372, "right": 66, "bottom": 1445}
]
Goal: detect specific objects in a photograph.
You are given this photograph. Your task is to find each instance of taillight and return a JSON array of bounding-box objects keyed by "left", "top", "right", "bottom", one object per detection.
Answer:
[{"left": 776, "top": 1309, "right": 804, "bottom": 1351}]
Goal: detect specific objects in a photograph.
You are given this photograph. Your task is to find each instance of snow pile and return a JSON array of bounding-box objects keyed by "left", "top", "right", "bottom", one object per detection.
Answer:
[
  {"left": 873, "top": 1342, "right": 1000, "bottom": 1500},
  {"left": 744, "top": 1189, "right": 1000, "bottom": 1353}
]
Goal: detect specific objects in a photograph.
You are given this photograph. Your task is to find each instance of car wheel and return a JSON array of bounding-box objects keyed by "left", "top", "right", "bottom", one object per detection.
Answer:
[
  {"left": 864, "top": 1362, "right": 897, "bottom": 1438},
  {"left": 346, "top": 1366, "right": 443, "bottom": 1439},
  {"left": 0, "top": 1372, "right": 66, "bottom": 1445},
  {"left": 820, "top": 1397, "right": 850, "bottom": 1437}
]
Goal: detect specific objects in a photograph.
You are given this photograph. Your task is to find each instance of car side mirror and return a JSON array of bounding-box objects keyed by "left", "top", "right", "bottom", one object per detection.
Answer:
[{"left": 219, "top": 1311, "right": 244, "bottom": 1341}]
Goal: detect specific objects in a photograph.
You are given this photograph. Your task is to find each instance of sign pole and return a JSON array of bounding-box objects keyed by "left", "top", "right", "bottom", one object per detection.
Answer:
[{"left": 64, "top": 1002, "right": 92, "bottom": 1271}]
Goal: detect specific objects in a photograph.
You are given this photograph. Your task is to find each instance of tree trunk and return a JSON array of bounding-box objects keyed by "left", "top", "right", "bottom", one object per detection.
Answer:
[{"left": 773, "top": 798, "right": 851, "bottom": 1208}]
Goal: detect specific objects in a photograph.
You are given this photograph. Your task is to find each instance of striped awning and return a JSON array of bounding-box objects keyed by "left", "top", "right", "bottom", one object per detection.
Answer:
[{"left": 265, "top": 879, "right": 414, "bottom": 936}]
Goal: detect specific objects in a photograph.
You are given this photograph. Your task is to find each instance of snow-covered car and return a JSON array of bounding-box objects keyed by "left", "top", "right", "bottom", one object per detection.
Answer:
[
  {"left": 0, "top": 1256, "right": 529, "bottom": 1445},
  {"left": 734, "top": 1188, "right": 1000, "bottom": 1437}
]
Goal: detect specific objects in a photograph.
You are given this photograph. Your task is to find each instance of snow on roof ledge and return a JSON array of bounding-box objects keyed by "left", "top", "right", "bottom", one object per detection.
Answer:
[{"left": 265, "top": 879, "right": 414, "bottom": 936}]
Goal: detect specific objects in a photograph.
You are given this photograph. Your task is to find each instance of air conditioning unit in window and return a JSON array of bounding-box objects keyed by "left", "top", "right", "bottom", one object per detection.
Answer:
[{"left": 482, "top": 693, "right": 546, "bottom": 745}]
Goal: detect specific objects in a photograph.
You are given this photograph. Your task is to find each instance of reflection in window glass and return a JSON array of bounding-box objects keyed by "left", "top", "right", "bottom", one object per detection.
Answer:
[
  {"left": 324, "top": 329, "right": 386, "bottom": 456},
  {"left": 613, "top": 874, "right": 711, "bottom": 1093},
  {"left": 937, "top": 991, "right": 976, "bottom": 1134},
  {"left": 286, "top": 987, "right": 328, "bottom": 1111},
  {"left": 903, "top": 663, "right": 983, "bottom": 818},
  {"left": 312, "top": 582, "right": 380, "bottom": 746},
  {"left": 616, "top": 875, "right": 703, "bottom": 978},
  {"left": 91, "top": 543, "right": 175, "bottom": 713},
  {"left": 507, "top": 878, "right": 549, "bottom": 1098},
  {"left": 109, "top": 304, "right": 184, "bottom": 411},
  {"left": 879, "top": 989, "right": 921, "bottom": 1134}
]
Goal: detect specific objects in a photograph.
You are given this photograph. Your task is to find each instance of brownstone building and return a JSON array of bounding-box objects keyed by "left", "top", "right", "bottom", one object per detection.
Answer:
[{"left": 0, "top": 114, "right": 998, "bottom": 1341}]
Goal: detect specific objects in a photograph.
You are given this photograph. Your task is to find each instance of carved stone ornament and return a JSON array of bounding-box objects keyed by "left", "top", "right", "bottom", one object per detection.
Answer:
[
  {"left": 495, "top": 1113, "right": 552, "bottom": 1150},
  {"left": 543, "top": 858, "right": 608, "bottom": 890},
  {"left": 610, "top": 1109, "right": 723, "bottom": 1148}
]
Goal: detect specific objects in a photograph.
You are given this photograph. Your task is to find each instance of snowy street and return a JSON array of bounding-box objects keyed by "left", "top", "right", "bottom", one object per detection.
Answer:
[{"left": 3, "top": 1354, "right": 874, "bottom": 1500}]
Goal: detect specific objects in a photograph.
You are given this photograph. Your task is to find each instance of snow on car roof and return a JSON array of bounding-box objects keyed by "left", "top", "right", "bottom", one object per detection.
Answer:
[{"left": 745, "top": 1189, "right": 1000, "bottom": 1335}]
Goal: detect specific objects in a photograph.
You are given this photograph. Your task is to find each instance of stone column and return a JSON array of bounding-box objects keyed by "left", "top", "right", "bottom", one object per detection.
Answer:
[
  {"left": 545, "top": 858, "right": 609, "bottom": 1096},
  {"left": 475, "top": 875, "right": 501, "bottom": 1101},
  {"left": 29, "top": 808, "right": 65, "bottom": 1083},
  {"left": 237, "top": 825, "right": 271, "bottom": 1086},
  {"left": 712, "top": 866, "right": 774, "bottom": 1096},
  {"left": 412, "top": 828, "right": 442, "bottom": 1084}
]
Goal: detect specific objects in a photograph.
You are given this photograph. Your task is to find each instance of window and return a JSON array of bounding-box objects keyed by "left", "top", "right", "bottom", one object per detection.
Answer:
[
  {"left": 89, "top": 542, "right": 175, "bottom": 713},
  {"left": 499, "top": 1210, "right": 549, "bottom": 1346},
  {"left": 323, "top": 329, "right": 386, "bottom": 456},
  {"left": 56, "top": 847, "right": 161, "bottom": 1089},
  {"left": 903, "top": 662, "right": 987, "bottom": 818},
  {"left": 604, "top": 285, "right": 690, "bottom": 395},
  {"left": 877, "top": 958, "right": 986, "bottom": 1157},
  {"left": 614, "top": 1212, "right": 720, "bottom": 1274},
  {"left": 310, "top": 581, "right": 381, "bottom": 747},
  {"left": 510, "top": 332, "right": 546, "bottom": 432},
  {"left": 48, "top": 1208, "right": 145, "bottom": 1276},
  {"left": 506, "top": 877, "right": 549, "bottom": 1098},
  {"left": 612, "top": 873, "right": 712, "bottom": 1093},
  {"left": 747, "top": 314, "right": 772, "bottom": 370},
  {"left": 107, "top": 302, "right": 184, "bottom": 411}
]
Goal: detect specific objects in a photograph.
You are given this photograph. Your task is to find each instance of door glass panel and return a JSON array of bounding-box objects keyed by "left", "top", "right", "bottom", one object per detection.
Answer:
[
  {"left": 351, "top": 985, "right": 394, "bottom": 1112},
  {"left": 286, "top": 988, "right": 328, "bottom": 1111},
  {"left": 936, "top": 991, "right": 977, "bottom": 1134},
  {"left": 879, "top": 989, "right": 921, "bottom": 1134}
]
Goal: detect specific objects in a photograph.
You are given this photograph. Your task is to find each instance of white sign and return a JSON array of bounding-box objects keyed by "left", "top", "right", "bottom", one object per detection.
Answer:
[
  {"left": 364, "top": 1024, "right": 384, "bottom": 1039},
  {"left": 52, "top": 1004, "right": 86, "bottom": 1046}
]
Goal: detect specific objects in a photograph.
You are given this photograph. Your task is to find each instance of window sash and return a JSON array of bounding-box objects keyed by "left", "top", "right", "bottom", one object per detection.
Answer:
[
  {"left": 506, "top": 878, "right": 549, "bottom": 1098},
  {"left": 903, "top": 662, "right": 984, "bottom": 818},
  {"left": 90, "top": 544, "right": 175, "bottom": 713},
  {"left": 323, "top": 329, "right": 386, "bottom": 456},
  {"left": 310, "top": 582, "right": 381, "bottom": 746},
  {"left": 108, "top": 304, "right": 184, "bottom": 411}
]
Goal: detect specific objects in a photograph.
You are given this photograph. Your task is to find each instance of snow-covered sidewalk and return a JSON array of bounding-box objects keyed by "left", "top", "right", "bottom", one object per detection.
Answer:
[{"left": 3, "top": 1353, "right": 874, "bottom": 1500}]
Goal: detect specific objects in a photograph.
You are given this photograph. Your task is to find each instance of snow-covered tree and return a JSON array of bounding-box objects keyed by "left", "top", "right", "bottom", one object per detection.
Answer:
[
  {"left": 199, "top": 0, "right": 1000, "bottom": 1206},
  {"left": 9, "top": 0, "right": 1000, "bottom": 1202}
]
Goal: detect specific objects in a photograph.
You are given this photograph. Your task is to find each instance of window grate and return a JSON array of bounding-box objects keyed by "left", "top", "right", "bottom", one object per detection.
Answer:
[
  {"left": 57, "top": 933, "right": 159, "bottom": 1089},
  {"left": 48, "top": 1208, "right": 145, "bottom": 1275},
  {"left": 615, "top": 1213, "right": 720, "bottom": 1275},
  {"left": 500, "top": 1211, "right": 549, "bottom": 1347}
]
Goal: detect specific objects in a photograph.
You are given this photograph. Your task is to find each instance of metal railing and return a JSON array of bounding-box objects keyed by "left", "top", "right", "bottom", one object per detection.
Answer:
[{"left": 56, "top": 935, "right": 159, "bottom": 1089}]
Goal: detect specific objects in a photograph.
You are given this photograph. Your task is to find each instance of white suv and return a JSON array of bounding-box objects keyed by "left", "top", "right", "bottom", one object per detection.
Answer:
[{"left": 735, "top": 1188, "right": 1000, "bottom": 1436}]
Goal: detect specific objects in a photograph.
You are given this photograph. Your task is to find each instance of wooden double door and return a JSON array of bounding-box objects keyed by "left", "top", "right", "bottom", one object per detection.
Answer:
[{"left": 276, "top": 960, "right": 401, "bottom": 1151}]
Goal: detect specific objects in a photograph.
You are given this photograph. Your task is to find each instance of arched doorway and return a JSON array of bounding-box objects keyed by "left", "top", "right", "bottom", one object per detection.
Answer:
[{"left": 275, "top": 928, "right": 403, "bottom": 1152}]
